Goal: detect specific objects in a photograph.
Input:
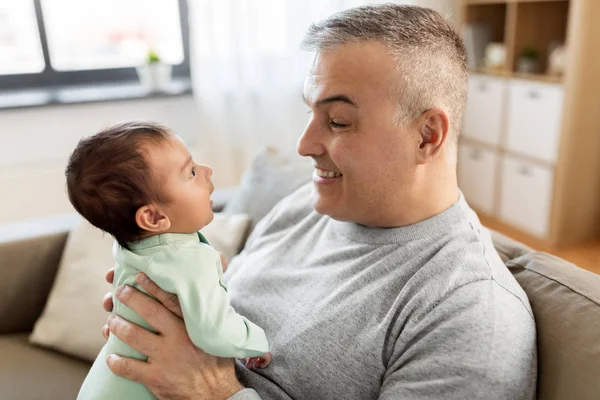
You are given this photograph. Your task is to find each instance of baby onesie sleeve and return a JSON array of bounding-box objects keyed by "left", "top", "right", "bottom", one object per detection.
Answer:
[{"left": 144, "top": 243, "right": 270, "bottom": 358}]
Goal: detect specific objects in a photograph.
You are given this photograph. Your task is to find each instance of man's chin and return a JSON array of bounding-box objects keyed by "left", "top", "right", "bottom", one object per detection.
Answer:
[{"left": 311, "top": 191, "right": 342, "bottom": 219}]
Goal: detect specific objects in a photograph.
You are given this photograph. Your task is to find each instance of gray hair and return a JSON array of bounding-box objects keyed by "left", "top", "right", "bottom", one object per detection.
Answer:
[{"left": 302, "top": 4, "right": 468, "bottom": 140}]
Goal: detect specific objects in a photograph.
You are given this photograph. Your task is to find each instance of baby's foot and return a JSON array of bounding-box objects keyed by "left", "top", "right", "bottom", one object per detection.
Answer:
[{"left": 245, "top": 352, "right": 272, "bottom": 369}]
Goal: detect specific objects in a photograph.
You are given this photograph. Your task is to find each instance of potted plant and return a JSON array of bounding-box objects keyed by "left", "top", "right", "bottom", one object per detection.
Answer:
[
  {"left": 517, "top": 47, "right": 540, "bottom": 74},
  {"left": 136, "top": 49, "right": 172, "bottom": 92}
]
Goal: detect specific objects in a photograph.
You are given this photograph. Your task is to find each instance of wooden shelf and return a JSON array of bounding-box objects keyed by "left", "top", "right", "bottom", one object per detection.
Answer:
[
  {"left": 464, "top": 0, "right": 569, "bottom": 4},
  {"left": 512, "top": 0, "right": 569, "bottom": 73},
  {"left": 469, "top": 68, "right": 563, "bottom": 83},
  {"left": 458, "top": 0, "right": 600, "bottom": 246},
  {"left": 463, "top": 0, "right": 507, "bottom": 4},
  {"left": 512, "top": 72, "right": 562, "bottom": 83},
  {"left": 470, "top": 67, "right": 511, "bottom": 77}
]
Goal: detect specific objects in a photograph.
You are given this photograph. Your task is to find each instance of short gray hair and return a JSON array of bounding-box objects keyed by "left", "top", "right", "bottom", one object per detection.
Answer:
[{"left": 302, "top": 4, "right": 468, "bottom": 139}]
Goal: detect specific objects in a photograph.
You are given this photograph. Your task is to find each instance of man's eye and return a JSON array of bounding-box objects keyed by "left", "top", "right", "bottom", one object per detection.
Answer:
[{"left": 330, "top": 120, "right": 349, "bottom": 128}]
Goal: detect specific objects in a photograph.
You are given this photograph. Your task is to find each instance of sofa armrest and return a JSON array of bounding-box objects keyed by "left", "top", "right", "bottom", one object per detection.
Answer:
[
  {"left": 212, "top": 187, "right": 239, "bottom": 213},
  {"left": 0, "top": 214, "right": 78, "bottom": 334}
]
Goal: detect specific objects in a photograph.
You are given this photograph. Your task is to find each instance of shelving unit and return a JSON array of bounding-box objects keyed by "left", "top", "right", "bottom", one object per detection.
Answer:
[{"left": 456, "top": 0, "right": 600, "bottom": 246}]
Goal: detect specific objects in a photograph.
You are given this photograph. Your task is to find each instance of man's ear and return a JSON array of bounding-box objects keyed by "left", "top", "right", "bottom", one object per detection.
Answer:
[
  {"left": 416, "top": 108, "right": 450, "bottom": 165},
  {"left": 135, "top": 204, "right": 171, "bottom": 233}
]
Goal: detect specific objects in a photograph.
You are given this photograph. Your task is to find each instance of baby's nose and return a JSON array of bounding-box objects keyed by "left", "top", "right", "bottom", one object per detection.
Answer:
[{"left": 200, "top": 164, "right": 213, "bottom": 177}]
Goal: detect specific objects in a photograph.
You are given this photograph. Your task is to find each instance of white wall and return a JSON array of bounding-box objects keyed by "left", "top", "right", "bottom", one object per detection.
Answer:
[{"left": 0, "top": 95, "right": 232, "bottom": 225}]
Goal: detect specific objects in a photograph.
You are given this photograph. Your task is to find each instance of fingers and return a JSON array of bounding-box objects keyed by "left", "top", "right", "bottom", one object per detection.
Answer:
[
  {"left": 115, "top": 284, "right": 181, "bottom": 334},
  {"left": 107, "top": 314, "right": 159, "bottom": 356},
  {"left": 245, "top": 357, "right": 259, "bottom": 369},
  {"left": 102, "top": 324, "right": 110, "bottom": 340},
  {"left": 103, "top": 292, "right": 114, "bottom": 313},
  {"left": 106, "top": 354, "right": 148, "bottom": 383},
  {"left": 257, "top": 352, "right": 272, "bottom": 368},
  {"left": 106, "top": 268, "right": 115, "bottom": 284},
  {"left": 244, "top": 353, "right": 272, "bottom": 369},
  {"left": 135, "top": 273, "right": 183, "bottom": 318}
]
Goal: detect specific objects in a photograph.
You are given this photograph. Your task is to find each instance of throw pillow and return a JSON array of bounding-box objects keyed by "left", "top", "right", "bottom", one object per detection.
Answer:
[{"left": 30, "top": 213, "right": 251, "bottom": 362}]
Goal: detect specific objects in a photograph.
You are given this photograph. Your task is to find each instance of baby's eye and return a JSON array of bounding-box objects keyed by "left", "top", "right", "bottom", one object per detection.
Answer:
[{"left": 191, "top": 167, "right": 197, "bottom": 177}]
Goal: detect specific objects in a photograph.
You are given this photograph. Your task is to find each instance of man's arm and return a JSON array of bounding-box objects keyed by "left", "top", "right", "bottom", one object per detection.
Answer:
[{"left": 378, "top": 280, "right": 537, "bottom": 400}]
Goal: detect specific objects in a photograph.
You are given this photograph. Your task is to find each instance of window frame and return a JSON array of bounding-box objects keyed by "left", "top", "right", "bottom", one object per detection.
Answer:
[{"left": 0, "top": 0, "right": 190, "bottom": 91}]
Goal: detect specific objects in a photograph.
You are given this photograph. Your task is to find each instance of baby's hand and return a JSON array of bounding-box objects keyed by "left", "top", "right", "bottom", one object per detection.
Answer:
[{"left": 244, "top": 352, "right": 272, "bottom": 369}]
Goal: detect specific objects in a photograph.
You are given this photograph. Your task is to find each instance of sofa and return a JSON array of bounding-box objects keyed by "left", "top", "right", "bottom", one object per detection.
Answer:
[{"left": 1, "top": 180, "right": 599, "bottom": 399}]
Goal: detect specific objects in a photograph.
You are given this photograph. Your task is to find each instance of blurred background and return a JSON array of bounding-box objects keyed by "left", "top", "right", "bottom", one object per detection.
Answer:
[
  {"left": 1, "top": 0, "right": 599, "bottom": 270},
  {"left": 0, "top": 0, "right": 452, "bottom": 224}
]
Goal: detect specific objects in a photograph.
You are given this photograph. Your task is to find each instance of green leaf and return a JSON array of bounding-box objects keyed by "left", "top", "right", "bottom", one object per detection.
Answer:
[
  {"left": 147, "top": 49, "right": 161, "bottom": 64},
  {"left": 521, "top": 47, "right": 539, "bottom": 60}
]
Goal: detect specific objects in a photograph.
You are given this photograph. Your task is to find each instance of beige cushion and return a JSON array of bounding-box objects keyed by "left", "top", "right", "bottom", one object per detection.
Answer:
[
  {"left": 30, "top": 213, "right": 250, "bottom": 362},
  {"left": 491, "top": 230, "right": 600, "bottom": 400},
  {"left": 202, "top": 213, "right": 251, "bottom": 261}
]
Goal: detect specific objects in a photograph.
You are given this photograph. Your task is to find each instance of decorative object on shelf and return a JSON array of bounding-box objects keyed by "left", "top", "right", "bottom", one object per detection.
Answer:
[
  {"left": 484, "top": 42, "right": 506, "bottom": 70},
  {"left": 548, "top": 42, "right": 567, "bottom": 76},
  {"left": 517, "top": 47, "right": 541, "bottom": 74},
  {"left": 136, "top": 49, "right": 172, "bottom": 92},
  {"left": 463, "top": 22, "right": 491, "bottom": 69}
]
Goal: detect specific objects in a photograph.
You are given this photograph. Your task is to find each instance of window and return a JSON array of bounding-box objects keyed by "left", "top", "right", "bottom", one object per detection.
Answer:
[
  {"left": 42, "top": 0, "right": 184, "bottom": 71},
  {"left": 0, "top": 0, "right": 189, "bottom": 91},
  {"left": 0, "top": 1, "right": 45, "bottom": 75}
]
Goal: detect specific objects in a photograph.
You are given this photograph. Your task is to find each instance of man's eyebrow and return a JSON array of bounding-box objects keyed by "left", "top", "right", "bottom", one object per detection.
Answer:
[
  {"left": 180, "top": 155, "right": 192, "bottom": 173},
  {"left": 302, "top": 93, "right": 358, "bottom": 108}
]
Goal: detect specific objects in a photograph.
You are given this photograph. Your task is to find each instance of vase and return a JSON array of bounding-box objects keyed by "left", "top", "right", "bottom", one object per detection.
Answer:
[
  {"left": 517, "top": 58, "right": 540, "bottom": 74},
  {"left": 136, "top": 63, "right": 172, "bottom": 92}
]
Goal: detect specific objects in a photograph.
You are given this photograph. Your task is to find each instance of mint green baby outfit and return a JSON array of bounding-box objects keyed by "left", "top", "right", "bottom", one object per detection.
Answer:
[{"left": 77, "top": 232, "right": 270, "bottom": 400}]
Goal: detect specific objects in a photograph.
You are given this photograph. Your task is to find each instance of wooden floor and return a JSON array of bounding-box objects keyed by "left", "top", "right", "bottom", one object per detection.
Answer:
[{"left": 478, "top": 214, "right": 600, "bottom": 276}]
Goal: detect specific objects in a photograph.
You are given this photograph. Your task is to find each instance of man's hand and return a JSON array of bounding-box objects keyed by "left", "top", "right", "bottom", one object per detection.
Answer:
[
  {"left": 105, "top": 273, "right": 244, "bottom": 399},
  {"left": 102, "top": 268, "right": 115, "bottom": 339},
  {"left": 244, "top": 352, "right": 272, "bottom": 369}
]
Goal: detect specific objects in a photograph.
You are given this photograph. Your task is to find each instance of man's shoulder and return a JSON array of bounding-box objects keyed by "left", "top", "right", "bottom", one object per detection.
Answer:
[{"left": 405, "top": 222, "right": 533, "bottom": 322}]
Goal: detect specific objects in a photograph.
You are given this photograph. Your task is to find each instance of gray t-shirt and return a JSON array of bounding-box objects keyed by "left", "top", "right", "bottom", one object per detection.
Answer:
[{"left": 224, "top": 183, "right": 537, "bottom": 399}]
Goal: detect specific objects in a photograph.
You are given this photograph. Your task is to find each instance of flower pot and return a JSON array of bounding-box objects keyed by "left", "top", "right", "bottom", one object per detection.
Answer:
[
  {"left": 136, "top": 63, "right": 172, "bottom": 92},
  {"left": 517, "top": 57, "right": 540, "bottom": 74}
]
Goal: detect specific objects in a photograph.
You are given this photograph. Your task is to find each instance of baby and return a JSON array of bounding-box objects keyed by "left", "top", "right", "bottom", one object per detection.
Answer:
[{"left": 66, "top": 121, "right": 271, "bottom": 400}]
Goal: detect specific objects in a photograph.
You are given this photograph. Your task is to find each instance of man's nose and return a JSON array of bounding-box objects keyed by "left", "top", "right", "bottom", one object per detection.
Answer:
[{"left": 297, "top": 120, "right": 325, "bottom": 158}]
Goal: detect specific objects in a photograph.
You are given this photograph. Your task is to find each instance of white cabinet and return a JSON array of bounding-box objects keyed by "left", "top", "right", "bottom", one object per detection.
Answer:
[
  {"left": 505, "top": 80, "right": 564, "bottom": 163},
  {"left": 458, "top": 142, "right": 498, "bottom": 215},
  {"left": 460, "top": 74, "right": 565, "bottom": 239},
  {"left": 499, "top": 155, "right": 554, "bottom": 238},
  {"left": 463, "top": 75, "right": 506, "bottom": 146}
]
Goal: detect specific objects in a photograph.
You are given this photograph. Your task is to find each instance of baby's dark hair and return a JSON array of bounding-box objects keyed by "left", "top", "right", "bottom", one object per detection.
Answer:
[{"left": 65, "top": 121, "right": 172, "bottom": 246}]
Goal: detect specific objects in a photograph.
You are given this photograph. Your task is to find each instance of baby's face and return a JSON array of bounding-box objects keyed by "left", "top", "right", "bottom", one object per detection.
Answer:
[{"left": 146, "top": 134, "right": 214, "bottom": 233}]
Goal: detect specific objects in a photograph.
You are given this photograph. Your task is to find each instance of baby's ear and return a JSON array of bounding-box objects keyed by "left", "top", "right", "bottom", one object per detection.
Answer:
[{"left": 135, "top": 204, "right": 171, "bottom": 233}]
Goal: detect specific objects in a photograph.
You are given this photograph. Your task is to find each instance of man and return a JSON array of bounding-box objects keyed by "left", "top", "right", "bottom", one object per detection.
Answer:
[{"left": 102, "top": 5, "right": 537, "bottom": 399}]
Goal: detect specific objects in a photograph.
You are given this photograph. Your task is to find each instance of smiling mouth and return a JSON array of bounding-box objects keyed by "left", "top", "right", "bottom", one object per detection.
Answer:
[{"left": 315, "top": 168, "right": 342, "bottom": 178}]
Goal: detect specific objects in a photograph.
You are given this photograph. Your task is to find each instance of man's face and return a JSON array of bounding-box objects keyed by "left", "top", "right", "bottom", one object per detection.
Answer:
[{"left": 298, "top": 42, "right": 421, "bottom": 226}]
